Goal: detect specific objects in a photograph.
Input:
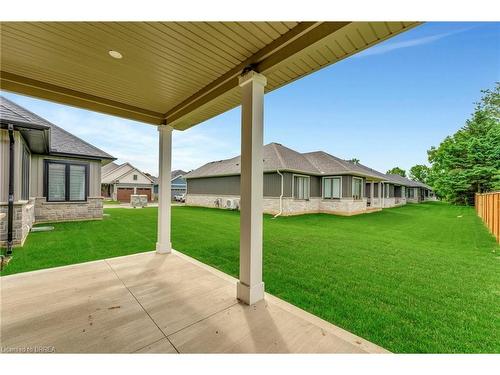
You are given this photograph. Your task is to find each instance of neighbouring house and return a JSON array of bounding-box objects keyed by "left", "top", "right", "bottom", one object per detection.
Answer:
[
  {"left": 101, "top": 162, "right": 155, "bottom": 202},
  {"left": 185, "top": 143, "right": 436, "bottom": 216},
  {"left": 149, "top": 169, "right": 187, "bottom": 200},
  {"left": 185, "top": 143, "right": 392, "bottom": 216},
  {"left": 0, "top": 96, "right": 115, "bottom": 249},
  {"left": 384, "top": 174, "right": 435, "bottom": 203}
]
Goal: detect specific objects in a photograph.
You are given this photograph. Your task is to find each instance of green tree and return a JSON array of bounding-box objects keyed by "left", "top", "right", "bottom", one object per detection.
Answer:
[
  {"left": 427, "top": 83, "right": 500, "bottom": 205},
  {"left": 409, "top": 165, "right": 430, "bottom": 183},
  {"left": 348, "top": 158, "right": 360, "bottom": 164},
  {"left": 386, "top": 167, "right": 406, "bottom": 177}
]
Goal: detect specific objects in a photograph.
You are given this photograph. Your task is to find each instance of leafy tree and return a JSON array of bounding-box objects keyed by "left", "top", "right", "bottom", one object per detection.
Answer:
[
  {"left": 348, "top": 158, "right": 360, "bottom": 164},
  {"left": 386, "top": 167, "right": 406, "bottom": 177},
  {"left": 427, "top": 83, "right": 500, "bottom": 205},
  {"left": 409, "top": 165, "right": 430, "bottom": 183}
]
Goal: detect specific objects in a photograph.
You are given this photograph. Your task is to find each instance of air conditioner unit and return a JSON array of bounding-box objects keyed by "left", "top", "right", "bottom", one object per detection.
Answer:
[
  {"left": 225, "top": 198, "right": 240, "bottom": 210},
  {"left": 214, "top": 198, "right": 223, "bottom": 208}
]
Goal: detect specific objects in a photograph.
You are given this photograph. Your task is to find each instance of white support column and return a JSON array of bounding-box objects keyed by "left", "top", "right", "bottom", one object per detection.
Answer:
[
  {"left": 156, "top": 124, "right": 173, "bottom": 254},
  {"left": 381, "top": 182, "right": 385, "bottom": 207},
  {"left": 378, "top": 182, "right": 382, "bottom": 207},
  {"left": 237, "top": 70, "right": 267, "bottom": 305},
  {"left": 370, "top": 181, "right": 374, "bottom": 206}
]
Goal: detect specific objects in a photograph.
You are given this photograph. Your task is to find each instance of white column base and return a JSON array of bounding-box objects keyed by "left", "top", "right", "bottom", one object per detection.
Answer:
[
  {"left": 237, "top": 281, "right": 265, "bottom": 305},
  {"left": 155, "top": 242, "right": 172, "bottom": 254}
]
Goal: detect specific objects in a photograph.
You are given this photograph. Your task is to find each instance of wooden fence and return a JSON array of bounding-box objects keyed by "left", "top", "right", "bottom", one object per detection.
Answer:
[{"left": 475, "top": 192, "right": 500, "bottom": 243}]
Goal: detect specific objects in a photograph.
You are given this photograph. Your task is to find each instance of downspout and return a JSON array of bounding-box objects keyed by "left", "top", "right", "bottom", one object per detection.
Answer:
[
  {"left": 273, "top": 169, "right": 284, "bottom": 218},
  {"left": 6, "top": 124, "right": 15, "bottom": 256}
]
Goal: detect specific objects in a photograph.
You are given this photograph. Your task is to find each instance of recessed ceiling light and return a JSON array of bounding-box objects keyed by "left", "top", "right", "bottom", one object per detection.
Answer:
[{"left": 108, "top": 50, "right": 123, "bottom": 59}]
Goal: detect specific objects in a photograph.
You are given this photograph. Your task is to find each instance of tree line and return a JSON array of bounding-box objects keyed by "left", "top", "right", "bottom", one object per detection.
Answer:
[{"left": 385, "top": 83, "right": 500, "bottom": 205}]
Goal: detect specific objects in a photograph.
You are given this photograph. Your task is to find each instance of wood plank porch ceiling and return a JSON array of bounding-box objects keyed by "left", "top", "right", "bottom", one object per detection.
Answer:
[{"left": 0, "top": 22, "right": 419, "bottom": 130}]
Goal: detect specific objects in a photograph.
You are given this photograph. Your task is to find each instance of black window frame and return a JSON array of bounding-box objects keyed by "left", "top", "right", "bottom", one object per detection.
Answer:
[{"left": 43, "top": 159, "right": 89, "bottom": 202}]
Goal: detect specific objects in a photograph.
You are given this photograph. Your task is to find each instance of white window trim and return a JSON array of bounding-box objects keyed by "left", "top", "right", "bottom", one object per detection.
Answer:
[
  {"left": 321, "top": 176, "right": 342, "bottom": 200},
  {"left": 292, "top": 174, "right": 311, "bottom": 200},
  {"left": 352, "top": 176, "right": 363, "bottom": 201}
]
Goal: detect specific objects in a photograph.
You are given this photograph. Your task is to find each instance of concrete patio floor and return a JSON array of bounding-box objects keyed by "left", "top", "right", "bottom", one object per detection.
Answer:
[{"left": 1, "top": 251, "right": 388, "bottom": 353}]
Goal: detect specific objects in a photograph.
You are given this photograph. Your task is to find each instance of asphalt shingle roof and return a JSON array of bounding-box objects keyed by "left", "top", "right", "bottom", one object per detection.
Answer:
[
  {"left": 385, "top": 174, "right": 432, "bottom": 189},
  {"left": 186, "top": 143, "right": 389, "bottom": 180},
  {"left": 1, "top": 96, "right": 115, "bottom": 160}
]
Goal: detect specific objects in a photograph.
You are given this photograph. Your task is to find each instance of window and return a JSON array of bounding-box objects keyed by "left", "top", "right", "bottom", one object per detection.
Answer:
[
  {"left": 293, "top": 175, "right": 310, "bottom": 200},
  {"left": 408, "top": 188, "right": 415, "bottom": 198},
  {"left": 69, "top": 165, "right": 86, "bottom": 200},
  {"left": 323, "top": 177, "right": 341, "bottom": 199},
  {"left": 352, "top": 177, "right": 363, "bottom": 200},
  {"left": 133, "top": 174, "right": 138, "bottom": 180},
  {"left": 21, "top": 145, "right": 30, "bottom": 200},
  {"left": 45, "top": 160, "right": 88, "bottom": 202}
]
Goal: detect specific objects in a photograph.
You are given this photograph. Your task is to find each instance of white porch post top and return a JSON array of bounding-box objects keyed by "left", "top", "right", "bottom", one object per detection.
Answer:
[
  {"left": 237, "top": 70, "right": 266, "bottom": 305},
  {"left": 156, "top": 124, "right": 173, "bottom": 254},
  {"left": 239, "top": 70, "right": 267, "bottom": 87}
]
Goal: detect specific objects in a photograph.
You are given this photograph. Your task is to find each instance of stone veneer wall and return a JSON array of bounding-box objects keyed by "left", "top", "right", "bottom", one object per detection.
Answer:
[
  {"left": 0, "top": 200, "right": 35, "bottom": 246},
  {"left": 34, "top": 197, "right": 103, "bottom": 223},
  {"left": 186, "top": 194, "right": 368, "bottom": 216},
  {"left": 382, "top": 197, "right": 407, "bottom": 208}
]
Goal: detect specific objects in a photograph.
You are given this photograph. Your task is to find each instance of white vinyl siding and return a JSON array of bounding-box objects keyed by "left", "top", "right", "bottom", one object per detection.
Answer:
[
  {"left": 69, "top": 165, "right": 86, "bottom": 201},
  {"left": 293, "top": 175, "right": 310, "bottom": 200},
  {"left": 47, "top": 163, "right": 66, "bottom": 201},
  {"left": 352, "top": 177, "right": 363, "bottom": 200},
  {"left": 323, "top": 177, "right": 341, "bottom": 199}
]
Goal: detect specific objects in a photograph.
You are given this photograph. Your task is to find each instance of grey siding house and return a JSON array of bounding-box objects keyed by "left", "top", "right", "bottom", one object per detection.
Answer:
[
  {"left": 0, "top": 96, "right": 115, "bottom": 250},
  {"left": 185, "top": 143, "right": 389, "bottom": 216},
  {"left": 385, "top": 174, "right": 435, "bottom": 203},
  {"left": 150, "top": 170, "right": 187, "bottom": 200}
]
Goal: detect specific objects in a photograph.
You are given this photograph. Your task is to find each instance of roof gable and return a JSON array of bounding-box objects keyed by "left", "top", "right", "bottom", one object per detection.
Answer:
[{"left": 1, "top": 96, "right": 115, "bottom": 160}]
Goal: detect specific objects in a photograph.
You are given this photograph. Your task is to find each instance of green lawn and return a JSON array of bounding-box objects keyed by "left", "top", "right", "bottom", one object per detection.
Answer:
[{"left": 1, "top": 202, "right": 499, "bottom": 353}]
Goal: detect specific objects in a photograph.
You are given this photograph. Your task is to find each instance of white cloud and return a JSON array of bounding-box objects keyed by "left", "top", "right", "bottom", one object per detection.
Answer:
[{"left": 355, "top": 28, "right": 471, "bottom": 58}]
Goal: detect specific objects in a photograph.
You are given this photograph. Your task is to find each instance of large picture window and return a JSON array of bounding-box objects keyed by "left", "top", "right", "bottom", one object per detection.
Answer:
[
  {"left": 45, "top": 160, "right": 89, "bottom": 202},
  {"left": 352, "top": 177, "right": 363, "bottom": 200},
  {"left": 323, "top": 177, "right": 341, "bottom": 199},
  {"left": 293, "top": 175, "right": 310, "bottom": 200}
]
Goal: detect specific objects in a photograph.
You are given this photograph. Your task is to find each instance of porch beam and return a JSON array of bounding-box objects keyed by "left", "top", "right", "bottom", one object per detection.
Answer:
[
  {"left": 156, "top": 124, "right": 173, "bottom": 254},
  {"left": 1, "top": 72, "right": 164, "bottom": 125},
  {"left": 165, "top": 22, "right": 349, "bottom": 124},
  {"left": 237, "top": 70, "right": 266, "bottom": 305}
]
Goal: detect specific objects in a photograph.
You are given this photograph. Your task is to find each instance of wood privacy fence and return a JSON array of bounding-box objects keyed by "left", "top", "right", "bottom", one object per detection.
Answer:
[{"left": 475, "top": 192, "right": 500, "bottom": 243}]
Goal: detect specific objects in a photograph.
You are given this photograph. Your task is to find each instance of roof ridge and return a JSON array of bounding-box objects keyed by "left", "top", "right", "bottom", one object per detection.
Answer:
[{"left": 271, "top": 143, "right": 287, "bottom": 170}]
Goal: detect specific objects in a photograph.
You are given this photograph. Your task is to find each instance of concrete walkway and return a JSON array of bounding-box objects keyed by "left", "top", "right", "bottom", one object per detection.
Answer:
[{"left": 1, "top": 251, "right": 388, "bottom": 353}]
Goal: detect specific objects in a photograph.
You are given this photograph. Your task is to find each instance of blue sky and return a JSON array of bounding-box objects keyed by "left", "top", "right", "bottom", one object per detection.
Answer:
[{"left": 2, "top": 22, "right": 499, "bottom": 175}]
